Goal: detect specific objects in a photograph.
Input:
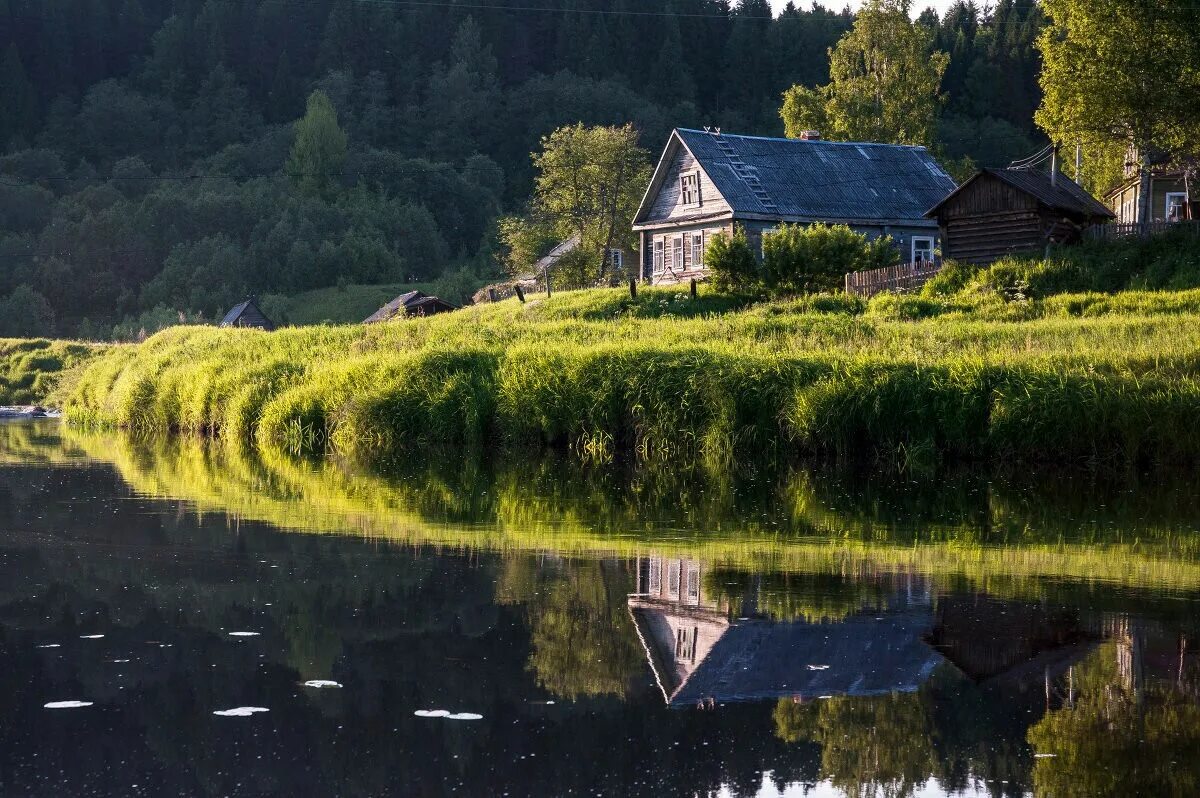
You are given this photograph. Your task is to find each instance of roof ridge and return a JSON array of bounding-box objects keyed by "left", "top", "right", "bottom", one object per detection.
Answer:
[{"left": 676, "top": 128, "right": 928, "bottom": 151}]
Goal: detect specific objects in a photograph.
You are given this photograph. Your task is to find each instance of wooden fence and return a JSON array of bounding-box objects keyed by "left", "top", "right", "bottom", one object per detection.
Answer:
[
  {"left": 844, "top": 261, "right": 943, "bottom": 298},
  {"left": 1087, "top": 220, "right": 1200, "bottom": 241}
]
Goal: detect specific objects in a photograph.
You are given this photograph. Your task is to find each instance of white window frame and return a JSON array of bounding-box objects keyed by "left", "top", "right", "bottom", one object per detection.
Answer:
[
  {"left": 685, "top": 562, "right": 700, "bottom": 605},
  {"left": 653, "top": 240, "right": 664, "bottom": 273},
  {"left": 667, "top": 561, "right": 680, "bottom": 599},
  {"left": 1166, "top": 192, "right": 1188, "bottom": 222},
  {"left": 680, "top": 172, "right": 701, "bottom": 207},
  {"left": 648, "top": 557, "right": 661, "bottom": 595},
  {"left": 671, "top": 236, "right": 684, "bottom": 271},
  {"left": 911, "top": 236, "right": 935, "bottom": 265},
  {"left": 690, "top": 233, "right": 704, "bottom": 267}
]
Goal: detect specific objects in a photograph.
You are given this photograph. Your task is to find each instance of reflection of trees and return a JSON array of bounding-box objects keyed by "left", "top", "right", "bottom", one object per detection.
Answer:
[
  {"left": 1028, "top": 641, "right": 1200, "bottom": 798},
  {"left": 773, "top": 691, "right": 936, "bottom": 798},
  {"left": 498, "top": 557, "right": 643, "bottom": 700}
]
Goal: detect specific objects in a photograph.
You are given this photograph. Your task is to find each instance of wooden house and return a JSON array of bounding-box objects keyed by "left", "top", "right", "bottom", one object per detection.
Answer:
[
  {"left": 631, "top": 128, "right": 957, "bottom": 285},
  {"left": 364, "top": 291, "right": 458, "bottom": 323},
  {"left": 219, "top": 297, "right": 275, "bottom": 331},
  {"left": 1107, "top": 169, "right": 1196, "bottom": 225},
  {"left": 925, "top": 168, "right": 1114, "bottom": 266},
  {"left": 531, "top": 235, "right": 634, "bottom": 282}
]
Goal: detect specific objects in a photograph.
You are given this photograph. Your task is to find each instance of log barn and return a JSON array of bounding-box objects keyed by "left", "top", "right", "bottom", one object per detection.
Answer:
[{"left": 925, "top": 168, "right": 1114, "bottom": 266}]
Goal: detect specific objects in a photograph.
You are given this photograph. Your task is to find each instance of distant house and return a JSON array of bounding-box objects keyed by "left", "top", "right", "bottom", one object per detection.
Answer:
[
  {"left": 631, "top": 128, "right": 958, "bottom": 285},
  {"left": 219, "top": 297, "right": 275, "bottom": 331},
  {"left": 925, "top": 168, "right": 1114, "bottom": 266},
  {"left": 363, "top": 291, "right": 457, "bottom": 323},
  {"left": 532, "top": 235, "right": 634, "bottom": 282},
  {"left": 1108, "top": 169, "right": 1196, "bottom": 226},
  {"left": 628, "top": 556, "right": 943, "bottom": 707}
]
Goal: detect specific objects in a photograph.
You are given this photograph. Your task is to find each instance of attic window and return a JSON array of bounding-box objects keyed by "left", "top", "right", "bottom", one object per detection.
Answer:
[{"left": 680, "top": 172, "right": 701, "bottom": 206}]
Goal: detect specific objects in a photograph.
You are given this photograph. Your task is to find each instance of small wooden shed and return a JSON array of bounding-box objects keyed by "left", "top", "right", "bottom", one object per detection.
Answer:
[
  {"left": 363, "top": 291, "right": 458, "bottom": 323},
  {"left": 925, "top": 168, "right": 1115, "bottom": 266},
  {"left": 219, "top": 297, "right": 275, "bottom": 331}
]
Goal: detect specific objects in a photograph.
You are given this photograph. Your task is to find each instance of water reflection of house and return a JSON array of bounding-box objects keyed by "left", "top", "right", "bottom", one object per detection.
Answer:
[{"left": 628, "top": 557, "right": 943, "bottom": 707}]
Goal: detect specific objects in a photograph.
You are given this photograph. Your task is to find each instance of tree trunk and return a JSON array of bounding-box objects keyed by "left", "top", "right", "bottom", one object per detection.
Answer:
[{"left": 1137, "top": 154, "right": 1153, "bottom": 236}]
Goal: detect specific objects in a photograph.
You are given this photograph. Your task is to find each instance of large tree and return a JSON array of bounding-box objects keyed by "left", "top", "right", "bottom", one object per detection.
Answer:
[
  {"left": 504, "top": 123, "right": 650, "bottom": 287},
  {"left": 286, "top": 89, "right": 348, "bottom": 199},
  {"left": 1036, "top": 0, "right": 1200, "bottom": 225},
  {"left": 780, "top": 0, "right": 949, "bottom": 147}
]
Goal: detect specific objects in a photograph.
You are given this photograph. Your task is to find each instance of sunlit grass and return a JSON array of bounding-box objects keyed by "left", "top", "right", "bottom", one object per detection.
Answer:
[{"left": 57, "top": 283, "right": 1200, "bottom": 464}]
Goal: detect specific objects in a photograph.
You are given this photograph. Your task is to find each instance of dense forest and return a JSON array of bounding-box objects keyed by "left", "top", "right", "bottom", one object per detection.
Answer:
[{"left": 0, "top": 0, "right": 1044, "bottom": 338}]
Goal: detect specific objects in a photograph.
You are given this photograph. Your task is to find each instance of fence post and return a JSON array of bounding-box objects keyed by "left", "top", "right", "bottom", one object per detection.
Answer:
[
  {"left": 514, "top": 285, "right": 525, "bottom": 303},
  {"left": 689, "top": 278, "right": 698, "bottom": 300},
  {"left": 629, "top": 278, "right": 637, "bottom": 299}
]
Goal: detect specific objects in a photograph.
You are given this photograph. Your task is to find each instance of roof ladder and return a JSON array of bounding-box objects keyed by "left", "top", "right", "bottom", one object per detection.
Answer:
[{"left": 712, "top": 137, "right": 779, "bottom": 213}]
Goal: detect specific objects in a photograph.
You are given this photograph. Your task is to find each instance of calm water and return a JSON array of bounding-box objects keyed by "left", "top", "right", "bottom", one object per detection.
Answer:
[{"left": 3, "top": 423, "right": 1200, "bottom": 797}]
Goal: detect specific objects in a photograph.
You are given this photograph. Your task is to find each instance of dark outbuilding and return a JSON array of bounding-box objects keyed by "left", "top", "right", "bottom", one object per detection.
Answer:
[
  {"left": 219, "top": 297, "right": 276, "bottom": 331},
  {"left": 363, "top": 291, "right": 458, "bottom": 323},
  {"left": 925, "top": 168, "right": 1114, "bottom": 266}
]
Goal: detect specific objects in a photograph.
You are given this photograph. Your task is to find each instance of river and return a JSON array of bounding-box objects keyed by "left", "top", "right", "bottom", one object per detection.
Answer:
[{"left": 1, "top": 421, "right": 1199, "bottom": 797}]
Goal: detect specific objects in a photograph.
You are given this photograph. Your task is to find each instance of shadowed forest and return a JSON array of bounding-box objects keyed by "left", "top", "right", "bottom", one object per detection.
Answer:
[{"left": 0, "top": 0, "right": 1044, "bottom": 338}]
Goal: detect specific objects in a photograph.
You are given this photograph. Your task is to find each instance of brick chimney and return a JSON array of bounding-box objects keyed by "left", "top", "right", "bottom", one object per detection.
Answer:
[{"left": 799, "top": 130, "right": 821, "bottom": 141}]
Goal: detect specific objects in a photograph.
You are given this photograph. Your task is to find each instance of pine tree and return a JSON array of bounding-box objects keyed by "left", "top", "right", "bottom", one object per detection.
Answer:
[{"left": 286, "top": 90, "right": 348, "bottom": 199}]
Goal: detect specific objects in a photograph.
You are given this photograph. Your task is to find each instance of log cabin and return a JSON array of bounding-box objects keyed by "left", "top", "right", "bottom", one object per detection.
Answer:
[
  {"left": 924, "top": 168, "right": 1114, "bottom": 266},
  {"left": 631, "top": 128, "right": 958, "bottom": 285}
]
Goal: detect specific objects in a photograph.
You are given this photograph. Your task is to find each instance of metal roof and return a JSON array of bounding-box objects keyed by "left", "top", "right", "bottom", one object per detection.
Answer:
[
  {"left": 926, "top": 168, "right": 1115, "bottom": 220},
  {"left": 667, "top": 128, "right": 958, "bottom": 224}
]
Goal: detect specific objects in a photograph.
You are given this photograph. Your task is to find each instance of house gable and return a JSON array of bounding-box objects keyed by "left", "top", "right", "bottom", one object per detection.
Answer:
[{"left": 634, "top": 131, "right": 733, "bottom": 228}]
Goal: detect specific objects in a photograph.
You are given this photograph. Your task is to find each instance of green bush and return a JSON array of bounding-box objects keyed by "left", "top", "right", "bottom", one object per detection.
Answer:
[
  {"left": 762, "top": 223, "right": 898, "bottom": 295},
  {"left": 705, "top": 228, "right": 759, "bottom": 293}
]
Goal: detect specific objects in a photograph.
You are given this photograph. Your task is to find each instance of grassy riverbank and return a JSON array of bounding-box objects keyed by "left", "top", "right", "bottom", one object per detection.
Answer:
[
  {"left": 0, "top": 338, "right": 107, "bottom": 406},
  {"left": 58, "top": 282, "right": 1200, "bottom": 465}
]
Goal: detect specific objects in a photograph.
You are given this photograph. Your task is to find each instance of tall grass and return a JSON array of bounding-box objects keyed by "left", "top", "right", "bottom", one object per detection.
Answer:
[
  {"left": 58, "top": 283, "right": 1200, "bottom": 464},
  {"left": 0, "top": 338, "right": 107, "bottom": 406}
]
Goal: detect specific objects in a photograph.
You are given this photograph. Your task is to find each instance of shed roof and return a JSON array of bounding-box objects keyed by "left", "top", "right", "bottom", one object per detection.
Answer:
[
  {"left": 637, "top": 129, "right": 957, "bottom": 226},
  {"left": 219, "top": 298, "right": 275, "bottom": 331},
  {"left": 363, "top": 291, "right": 458, "bottom": 323},
  {"left": 926, "top": 168, "right": 1115, "bottom": 220},
  {"left": 533, "top": 235, "right": 580, "bottom": 274}
]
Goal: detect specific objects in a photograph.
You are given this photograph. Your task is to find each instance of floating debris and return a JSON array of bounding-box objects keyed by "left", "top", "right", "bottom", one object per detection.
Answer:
[
  {"left": 79, "top": 635, "right": 105, "bottom": 639},
  {"left": 37, "top": 644, "right": 61, "bottom": 649},
  {"left": 446, "top": 713, "right": 483, "bottom": 721},
  {"left": 213, "top": 707, "right": 270, "bottom": 717},
  {"left": 1034, "top": 753, "right": 1058, "bottom": 759},
  {"left": 45, "top": 701, "right": 93, "bottom": 709},
  {"left": 228, "top": 632, "right": 261, "bottom": 637},
  {"left": 806, "top": 665, "right": 830, "bottom": 671},
  {"left": 303, "top": 680, "right": 342, "bottom": 689},
  {"left": 414, "top": 710, "right": 451, "bottom": 718}
]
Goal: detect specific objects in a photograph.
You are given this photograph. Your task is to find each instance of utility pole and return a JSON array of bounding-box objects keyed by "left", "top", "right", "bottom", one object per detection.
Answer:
[
  {"left": 1050, "top": 149, "right": 1058, "bottom": 188},
  {"left": 1075, "top": 144, "right": 1082, "bottom": 183}
]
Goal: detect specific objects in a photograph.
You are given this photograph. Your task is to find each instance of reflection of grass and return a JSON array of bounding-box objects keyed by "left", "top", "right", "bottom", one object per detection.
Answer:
[{"left": 47, "top": 429, "right": 1200, "bottom": 595}]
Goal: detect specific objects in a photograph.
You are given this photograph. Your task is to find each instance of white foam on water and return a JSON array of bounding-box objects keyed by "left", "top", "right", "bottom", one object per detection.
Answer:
[
  {"left": 228, "top": 632, "right": 261, "bottom": 637},
  {"left": 110, "top": 659, "right": 131, "bottom": 663},
  {"left": 806, "top": 664, "right": 830, "bottom": 671},
  {"left": 45, "top": 701, "right": 93, "bottom": 709},
  {"left": 79, "top": 635, "right": 105, "bottom": 639},
  {"left": 37, "top": 644, "right": 61, "bottom": 649},
  {"left": 303, "top": 680, "right": 342, "bottom": 689},
  {"left": 213, "top": 707, "right": 270, "bottom": 717},
  {"left": 446, "top": 713, "right": 483, "bottom": 721},
  {"left": 414, "top": 710, "right": 451, "bottom": 718}
]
